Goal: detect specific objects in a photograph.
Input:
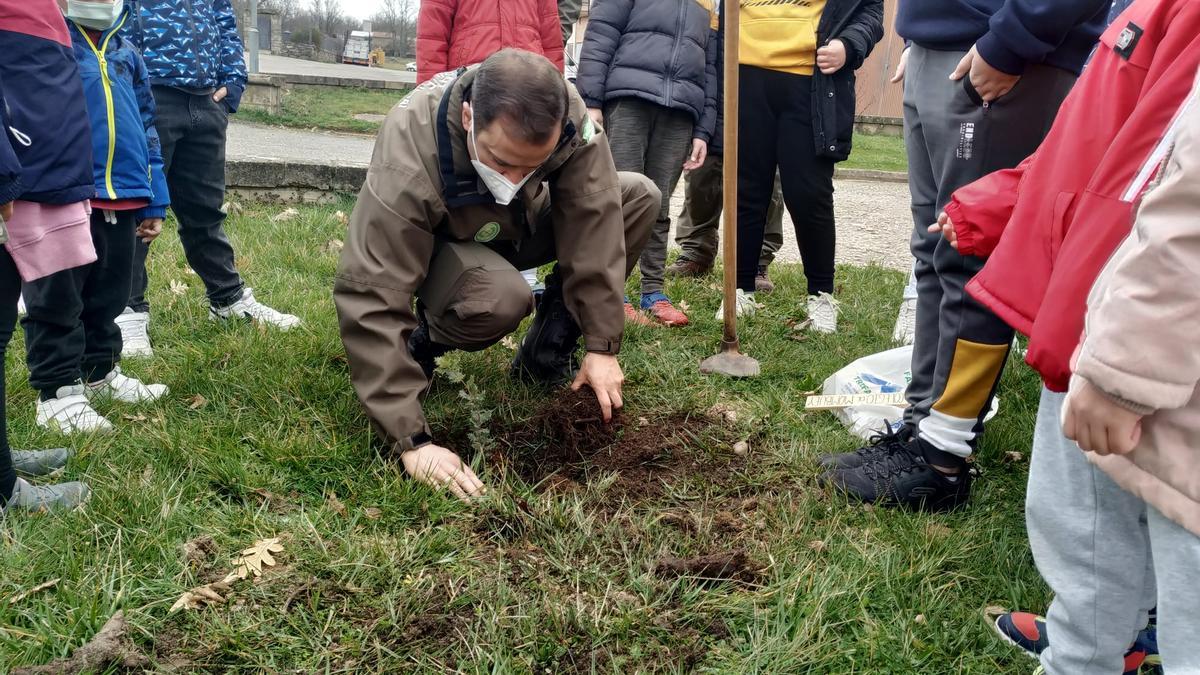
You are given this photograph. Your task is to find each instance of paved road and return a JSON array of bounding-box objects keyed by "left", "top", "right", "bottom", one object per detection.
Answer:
[
  {"left": 226, "top": 121, "right": 913, "bottom": 271},
  {"left": 258, "top": 54, "right": 417, "bottom": 84},
  {"left": 228, "top": 121, "right": 376, "bottom": 165}
]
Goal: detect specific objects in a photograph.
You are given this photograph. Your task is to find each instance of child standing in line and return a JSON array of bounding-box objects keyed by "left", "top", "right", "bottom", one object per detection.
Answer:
[
  {"left": 930, "top": 0, "right": 1200, "bottom": 667},
  {"left": 576, "top": 0, "right": 720, "bottom": 328},
  {"left": 0, "top": 0, "right": 96, "bottom": 510},
  {"left": 23, "top": 0, "right": 170, "bottom": 435}
]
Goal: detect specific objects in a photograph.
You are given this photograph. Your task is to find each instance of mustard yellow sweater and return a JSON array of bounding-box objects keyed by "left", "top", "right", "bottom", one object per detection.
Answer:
[{"left": 739, "top": 0, "right": 828, "bottom": 75}]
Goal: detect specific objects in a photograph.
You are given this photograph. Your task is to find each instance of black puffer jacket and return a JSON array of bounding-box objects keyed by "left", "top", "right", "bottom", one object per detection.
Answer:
[
  {"left": 575, "top": 0, "right": 720, "bottom": 143},
  {"left": 812, "top": 0, "right": 885, "bottom": 161}
]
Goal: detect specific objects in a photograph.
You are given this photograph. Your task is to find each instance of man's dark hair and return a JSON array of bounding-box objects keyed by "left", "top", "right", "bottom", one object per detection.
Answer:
[{"left": 472, "top": 49, "right": 569, "bottom": 145}]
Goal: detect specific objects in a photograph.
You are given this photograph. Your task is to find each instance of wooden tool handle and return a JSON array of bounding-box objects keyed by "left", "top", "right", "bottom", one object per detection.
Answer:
[{"left": 721, "top": 0, "right": 740, "bottom": 347}]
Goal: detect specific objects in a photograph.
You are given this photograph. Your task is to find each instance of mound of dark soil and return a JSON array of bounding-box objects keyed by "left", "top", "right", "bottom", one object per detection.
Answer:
[{"left": 489, "top": 388, "right": 728, "bottom": 500}]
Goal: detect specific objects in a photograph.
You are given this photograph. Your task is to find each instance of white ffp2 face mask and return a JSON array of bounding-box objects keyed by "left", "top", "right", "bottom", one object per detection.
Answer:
[
  {"left": 469, "top": 114, "right": 538, "bottom": 206},
  {"left": 67, "top": 0, "right": 123, "bottom": 30}
]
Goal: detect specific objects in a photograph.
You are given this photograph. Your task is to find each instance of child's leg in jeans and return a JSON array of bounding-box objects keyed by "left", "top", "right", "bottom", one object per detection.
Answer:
[
  {"left": 81, "top": 211, "right": 137, "bottom": 383},
  {"left": 1026, "top": 386, "right": 1155, "bottom": 674},
  {"left": 1148, "top": 506, "right": 1200, "bottom": 671}
]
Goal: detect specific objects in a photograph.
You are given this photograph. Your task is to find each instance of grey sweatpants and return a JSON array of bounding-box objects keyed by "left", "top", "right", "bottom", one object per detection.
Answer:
[
  {"left": 674, "top": 152, "right": 784, "bottom": 271},
  {"left": 1028, "top": 388, "right": 1200, "bottom": 674},
  {"left": 604, "top": 97, "right": 695, "bottom": 297},
  {"left": 903, "top": 45, "right": 1076, "bottom": 462}
]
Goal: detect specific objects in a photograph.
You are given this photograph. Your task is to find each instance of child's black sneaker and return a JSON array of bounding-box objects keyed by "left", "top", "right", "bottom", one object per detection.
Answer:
[
  {"left": 819, "top": 437, "right": 971, "bottom": 512},
  {"left": 818, "top": 424, "right": 913, "bottom": 470}
]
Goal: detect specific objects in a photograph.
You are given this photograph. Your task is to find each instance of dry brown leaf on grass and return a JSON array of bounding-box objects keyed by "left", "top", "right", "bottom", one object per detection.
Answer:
[
  {"left": 323, "top": 239, "right": 344, "bottom": 254},
  {"left": 188, "top": 394, "right": 207, "bottom": 410},
  {"left": 678, "top": 300, "right": 691, "bottom": 312},
  {"left": 500, "top": 335, "right": 518, "bottom": 351},
  {"left": 169, "top": 279, "right": 188, "bottom": 296},
  {"left": 8, "top": 578, "right": 59, "bottom": 605},
  {"left": 229, "top": 538, "right": 285, "bottom": 579},
  {"left": 334, "top": 210, "right": 348, "bottom": 226},
  {"left": 169, "top": 580, "right": 232, "bottom": 613},
  {"left": 363, "top": 507, "right": 382, "bottom": 520},
  {"left": 270, "top": 207, "right": 300, "bottom": 223}
]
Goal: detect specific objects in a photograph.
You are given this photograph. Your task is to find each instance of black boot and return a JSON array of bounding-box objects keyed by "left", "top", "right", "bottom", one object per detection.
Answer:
[
  {"left": 510, "top": 270, "right": 582, "bottom": 385},
  {"left": 409, "top": 302, "right": 452, "bottom": 380}
]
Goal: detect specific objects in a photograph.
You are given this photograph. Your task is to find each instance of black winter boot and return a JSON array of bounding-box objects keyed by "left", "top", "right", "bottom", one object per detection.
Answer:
[
  {"left": 409, "top": 302, "right": 452, "bottom": 380},
  {"left": 510, "top": 270, "right": 582, "bottom": 385}
]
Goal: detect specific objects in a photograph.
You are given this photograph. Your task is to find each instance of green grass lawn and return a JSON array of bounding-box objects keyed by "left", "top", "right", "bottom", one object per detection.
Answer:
[
  {"left": 843, "top": 133, "right": 908, "bottom": 173},
  {"left": 0, "top": 200, "right": 1048, "bottom": 672},
  {"left": 238, "top": 86, "right": 409, "bottom": 135}
]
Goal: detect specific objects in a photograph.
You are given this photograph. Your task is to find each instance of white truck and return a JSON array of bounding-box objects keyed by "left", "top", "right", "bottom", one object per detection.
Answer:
[{"left": 342, "top": 31, "right": 372, "bottom": 66}]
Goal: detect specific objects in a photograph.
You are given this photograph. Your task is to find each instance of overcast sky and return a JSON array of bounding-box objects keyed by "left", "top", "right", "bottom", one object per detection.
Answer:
[{"left": 338, "top": 0, "right": 416, "bottom": 21}]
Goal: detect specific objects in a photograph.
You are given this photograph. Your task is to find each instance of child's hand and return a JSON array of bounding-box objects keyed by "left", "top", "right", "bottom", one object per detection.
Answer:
[
  {"left": 1, "top": 201, "right": 12, "bottom": 222},
  {"left": 683, "top": 139, "right": 707, "bottom": 171},
  {"left": 816, "top": 39, "right": 847, "bottom": 75},
  {"left": 137, "top": 218, "right": 163, "bottom": 244},
  {"left": 587, "top": 107, "right": 604, "bottom": 130},
  {"left": 1062, "top": 377, "right": 1144, "bottom": 456},
  {"left": 928, "top": 212, "right": 959, "bottom": 249}
]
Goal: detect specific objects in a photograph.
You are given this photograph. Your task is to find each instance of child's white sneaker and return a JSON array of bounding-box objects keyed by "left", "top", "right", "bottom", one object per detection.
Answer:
[
  {"left": 807, "top": 292, "right": 840, "bottom": 334},
  {"left": 85, "top": 366, "right": 168, "bottom": 404},
  {"left": 116, "top": 308, "right": 153, "bottom": 358},
  {"left": 36, "top": 385, "right": 113, "bottom": 434},
  {"left": 715, "top": 289, "right": 757, "bottom": 321},
  {"left": 210, "top": 288, "right": 300, "bottom": 330},
  {"left": 892, "top": 297, "right": 917, "bottom": 345}
]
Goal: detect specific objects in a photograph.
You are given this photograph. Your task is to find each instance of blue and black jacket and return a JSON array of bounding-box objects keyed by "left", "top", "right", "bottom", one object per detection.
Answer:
[
  {"left": 69, "top": 7, "right": 170, "bottom": 220},
  {"left": 122, "top": 0, "right": 248, "bottom": 112},
  {"left": 0, "top": 3, "right": 94, "bottom": 206}
]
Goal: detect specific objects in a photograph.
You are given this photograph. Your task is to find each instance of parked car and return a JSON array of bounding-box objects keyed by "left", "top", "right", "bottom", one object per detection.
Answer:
[{"left": 405, "top": 61, "right": 417, "bottom": 72}]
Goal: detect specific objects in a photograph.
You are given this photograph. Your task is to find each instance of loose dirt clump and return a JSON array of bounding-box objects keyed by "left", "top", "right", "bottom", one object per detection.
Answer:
[
  {"left": 12, "top": 611, "right": 148, "bottom": 674},
  {"left": 655, "top": 550, "right": 761, "bottom": 584},
  {"left": 490, "top": 388, "right": 735, "bottom": 500}
]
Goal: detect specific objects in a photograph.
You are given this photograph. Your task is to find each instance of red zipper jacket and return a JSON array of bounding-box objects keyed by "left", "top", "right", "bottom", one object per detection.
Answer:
[
  {"left": 415, "top": 0, "right": 564, "bottom": 84},
  {"left": 942, "top": 0, "right": 1200, "bottom": 393}
]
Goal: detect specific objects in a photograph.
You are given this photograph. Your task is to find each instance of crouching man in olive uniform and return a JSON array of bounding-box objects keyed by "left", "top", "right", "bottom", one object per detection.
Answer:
[{"left": 335, "top": 49, "right": 659, "bottom": 500}]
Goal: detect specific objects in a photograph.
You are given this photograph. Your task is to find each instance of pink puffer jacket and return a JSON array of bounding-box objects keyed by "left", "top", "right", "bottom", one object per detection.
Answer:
[{"left": 1074, "top": 66, "right": 1200, "bottom": 537}]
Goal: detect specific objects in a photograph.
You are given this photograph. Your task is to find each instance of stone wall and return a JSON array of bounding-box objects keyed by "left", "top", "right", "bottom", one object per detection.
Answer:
[
  {"left": 279, "top": 42, "right": 339, "bottom": 64},
  {"left": 240, "top": 74, "right": 284, "bottom": 115}
]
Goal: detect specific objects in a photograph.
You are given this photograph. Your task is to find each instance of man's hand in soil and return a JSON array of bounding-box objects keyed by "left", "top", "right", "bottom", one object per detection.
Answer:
[
  {"left": 400, "top": 444, "right": 487, "bottom": 502},
  {"left": 572, "top": 353, "right": 624, "bottom": 422},
  {"left": 949, "top": 46, "right": 1020, "bottom": 102}
]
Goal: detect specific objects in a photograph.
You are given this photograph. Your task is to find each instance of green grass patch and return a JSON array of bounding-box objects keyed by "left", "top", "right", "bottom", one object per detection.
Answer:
[
  {"left": 239, "top": 86, "right": 409, "bottom": 134},
  {"left": 0, "top": 200, "right": 1047, "bottom": 672},
  {"left": 844, "top": 133, "right": 908, "bottom": 173}
]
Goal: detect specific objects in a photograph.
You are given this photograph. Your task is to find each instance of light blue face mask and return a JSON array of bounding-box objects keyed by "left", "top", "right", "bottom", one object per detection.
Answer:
[
  {"left": 67, "top": 0, "right": 123, "bottom": 30},
  {"left": 469, "top": 114, "right": 542, "bottom": 206}
]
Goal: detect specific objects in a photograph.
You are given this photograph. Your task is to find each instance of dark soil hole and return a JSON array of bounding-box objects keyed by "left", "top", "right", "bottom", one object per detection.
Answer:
[
  {"left": 486, "top": 387, "right": 735, "bottom": 500},
  {"left": 655, "top": 550, "right": 760, "bottom": 584}
]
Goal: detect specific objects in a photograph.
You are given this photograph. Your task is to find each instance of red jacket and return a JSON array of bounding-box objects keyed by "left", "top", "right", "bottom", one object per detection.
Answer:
[
  {"left": 944, "top": 0, "right": 1200, "bottom": 393},
  {"left": 415, "top": 0, "right": 564, "bottom": 84}
]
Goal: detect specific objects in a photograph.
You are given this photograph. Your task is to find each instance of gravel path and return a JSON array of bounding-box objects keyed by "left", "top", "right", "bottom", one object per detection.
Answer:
[{"left": 227, "top": 121, "right": 914, "bottom": 272}]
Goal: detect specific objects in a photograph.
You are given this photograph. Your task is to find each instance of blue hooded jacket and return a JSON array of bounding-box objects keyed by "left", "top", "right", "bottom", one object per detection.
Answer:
[
  {"left": 69, "top": 7, "right": 169, "bottom": 220},
  {"left": 122, "top": 0, "right": 247, "bottom": 112}
]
